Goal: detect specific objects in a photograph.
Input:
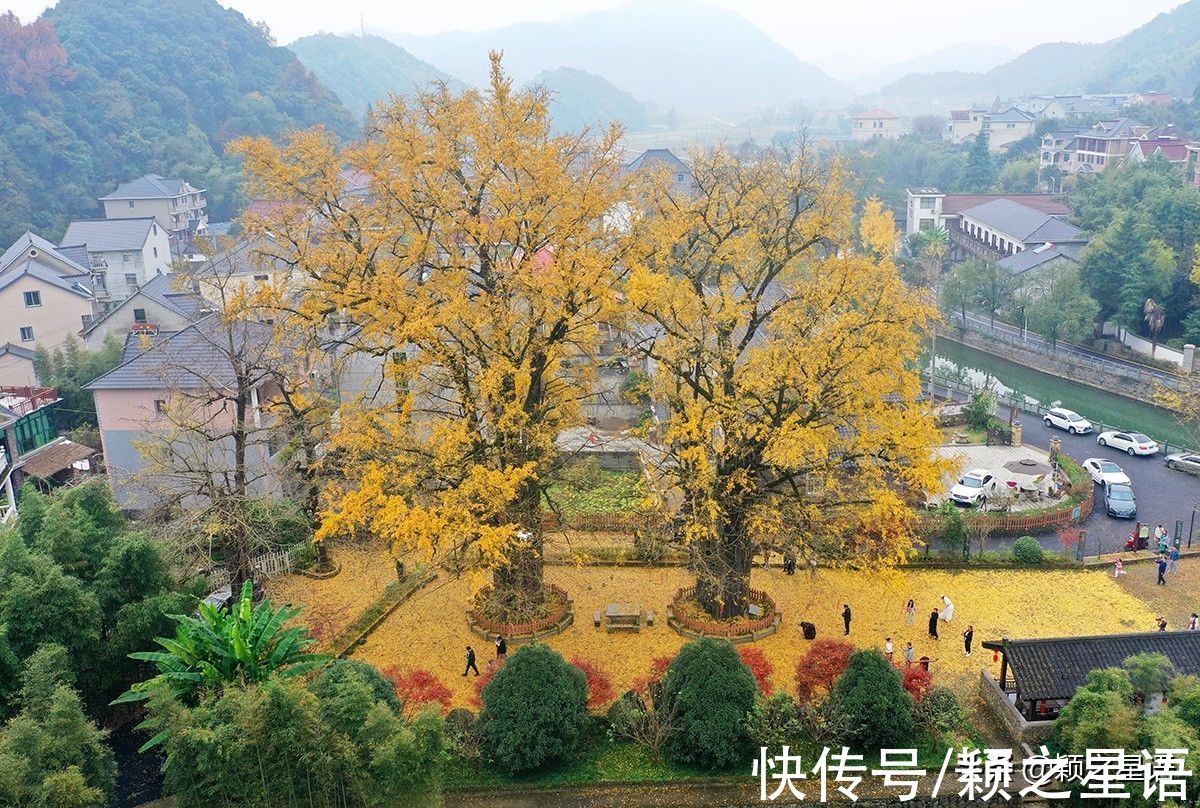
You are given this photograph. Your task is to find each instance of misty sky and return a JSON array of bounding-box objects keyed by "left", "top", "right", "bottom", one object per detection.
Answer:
[{"left": 7, "top": 0, "right": 1188, "bottom": 74}]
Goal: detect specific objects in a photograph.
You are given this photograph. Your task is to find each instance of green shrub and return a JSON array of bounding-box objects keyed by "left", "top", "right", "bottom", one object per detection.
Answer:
[
  {"left": 964, "top": 390, "right": 996, "bottom": 429},
  {"left": 938, "top": 503, "right": 968, "bottom": 549},
  {"left": 832, "top": 650, "right": 915, "bottom": 750},
  {"left": 1124, "top": 652, "right": 1175, "bottom": 701},
  {"left": 748, "top": 692, "right": 802, "bottom": 750},
  {"left": 915, "top": 686, "right": 966, "bottom": 736},
  {"left": 1054, "top": 688, "right": 1138, "bottom": 754},
  {"left": 661, "top": 638, "right": 758, "bottom": 769},
  {"left": 477, "top": 644, "right": 588, "bottom": 774},
  {"left": 311, "top": 659, "right": 402, "bottom": 714},
  {"left": 1011, "top": 536, "right": 1044, "bottom": 565}
]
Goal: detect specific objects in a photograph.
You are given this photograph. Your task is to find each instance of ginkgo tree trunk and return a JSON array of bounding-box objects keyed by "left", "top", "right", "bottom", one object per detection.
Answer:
[
  {"left": 627, "top": 148, "right": 947, "bottom": 619},
  {"left": 234, "top": 54, "right": 628, "bottom": 621}
]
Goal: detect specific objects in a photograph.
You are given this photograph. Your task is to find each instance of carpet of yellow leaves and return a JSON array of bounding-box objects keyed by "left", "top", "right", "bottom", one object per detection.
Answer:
[
  {"left": 266, "top": 542, "right": 399, "bottom": 643},
  {"left": 335, "top": 563, "right": 1156, "bottom": 708},
  {"left": 1113, "top": 556, "right": 1200, "bottom": 632}
]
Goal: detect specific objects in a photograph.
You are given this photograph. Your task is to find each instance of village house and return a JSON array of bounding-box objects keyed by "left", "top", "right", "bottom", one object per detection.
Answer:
[
  {"left": 903, "top": 188, "right": 1069, "bottom": 236},
  {"left": 60, "top": 218, "right": 173, "bottom": 307},
  {"left": 81, "top": 271, "right": 213, "bottom": 351},
  {"left": 0, "top": 232, "right": 98, "bottom": 383},
  {"left": 851, "top": 108, "right": 901, "bottom": 141},
  {"left": 982, "top": 107, "right": 1037, "bottom": 152},
  {"left": 0, "top": 385, "right": 96, "bottom": 523},
  {"left": 100, "top": 174, "right": 209, "bottom": 256},
  {"left": 953, "top": 197, "right": 1087, "bottom": 263},
  {"left": 946, "top": 109, "right": 988, "bottom": 144}
]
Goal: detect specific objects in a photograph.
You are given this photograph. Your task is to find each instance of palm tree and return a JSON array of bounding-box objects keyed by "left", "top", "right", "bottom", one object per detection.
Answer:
[{"left": 1144, "top": 298, "right": 1166, "bottom": 351}]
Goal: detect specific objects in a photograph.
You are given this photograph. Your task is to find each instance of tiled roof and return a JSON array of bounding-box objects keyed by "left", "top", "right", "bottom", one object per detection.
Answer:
[
  {"left": 959, "top": 198, "right": 1084, "bottom": 243},
  {"left": 853, "top": 108, "right": 899, "bottom": 120},
  {"left": 61, "top": 218, "right": 158, "bottom": 253},
  {"left": 100, "top": 173, "right": 197, "bottom": 200},
  {"left": 80, "top": 273, "right": 209, "bottom": 337},
  {"left": 0, "top": 261, "right": 93, "bottom": 298},
  {"left": 0, "top": 343, "right": 35, "bottom": 361},
  {"left": 997, "top": 244, "right": 1078, "bottom": 275},
  {"left": 0, "top": 231, "right": 91, "bottom": 277},
  {"left": 84, "top": 316, "right": 272, "bottom": 391},
  {"left": 626, "top": 148, "right": 688, "bottom": 172},
  {"left": 941, "top": 194, "right": 1069, "bottom": 217},
  {"left": 999, "top": 631, "right": 1200, "bottom": 701},
  {"left": 988, "top": 107, "right": 1036, "bottom": 123},
  {"left": 17, "top": 437, "right": 96, "bottom": 478}
]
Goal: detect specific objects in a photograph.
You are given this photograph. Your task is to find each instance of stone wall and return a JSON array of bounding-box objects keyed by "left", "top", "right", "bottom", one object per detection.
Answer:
[{"left": 979, "top": 670, "right": 1054, "bottom": 749}]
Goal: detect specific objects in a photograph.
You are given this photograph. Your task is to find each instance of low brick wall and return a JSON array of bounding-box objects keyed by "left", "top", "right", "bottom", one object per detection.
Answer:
[{"left": 979, "top": 670, "right": 1053, "bottom": 749}]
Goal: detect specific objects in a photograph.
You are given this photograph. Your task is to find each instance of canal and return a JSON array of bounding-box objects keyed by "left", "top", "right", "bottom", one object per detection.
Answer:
[{"left": 929, "top": 338, "right": 1195, "bottom": 450}]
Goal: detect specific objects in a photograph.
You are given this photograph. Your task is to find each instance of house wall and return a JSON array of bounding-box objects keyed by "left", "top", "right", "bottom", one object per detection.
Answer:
[
  {"left": 988, "top": 121, "right": 1036, "bottom": 152},
  {"left": 978, "top": 670, "right": 1053, "bottom": 749},
  {"left": 947, "top": 116, "right": 984, "bottom": 144},
  {"left": 104, "top": 198, "right": 174, "bottom": 230},
  {"left": 83, "top": 296, "right": 195, "bottom": 351},
  {"left": 90, "top": 236, "right": 171, "bottom": 303},
  {"left": 0, "top": 280, "right": 93, "bottom": 350},
  {"left": 852, "top": 117, "right": 901, "bottom": 141},
  {"left": 0, "top": 353, "right": 37, "bottom": 386}
]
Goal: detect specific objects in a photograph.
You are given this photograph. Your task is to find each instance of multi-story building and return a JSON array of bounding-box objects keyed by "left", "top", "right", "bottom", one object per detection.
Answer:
[
  {"left": 60, "top": 218, "right": 173, "bottom": 307},
  {"left": 983, "top": 107, "right": 1037, "bottom": 152},
  {"left": 81, "top": 271, "right": 212, "bottom": 351},
  {"left": 851, "top": 109, "right": 901, "bottom": 141},
  {"left": 0, "top": 385, "right": 96, "bottom": 522},
  {"left": 947, "top": 109, "right": 988, "bottom": 144},
  {"left": 0, "top": 232, "right": 98, "bottom": 381},
  {"left": 904, "top": 188, "right": 1070, "bottom": 237},
  {"left": 1038, "top": 120, "right": 1189, "bottom": 177},
  {"left": 952, "top": 198, "right": 1088, "bottom": 263},
  {"left": 100, "top": 174, "right": 208, "bottom": 254}
]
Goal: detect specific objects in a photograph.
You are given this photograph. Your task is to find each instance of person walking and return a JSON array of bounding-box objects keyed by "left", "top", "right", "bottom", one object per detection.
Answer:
[
  {"left": 783, "top": 549, "right": 797, "bottom": 575},
  {"left": 495, "top": 635, "right": 507, "bottom": 660},
  {"left": 1190, "top": 613, "right": 1199, "bottom": 631},
  {"left": 940, "top": 595, "right": 954, "bottom": 622},
  {"left": 1157, "top": 524, "right": 1169, "bottom": 554},
  {"left": 463, "top": 645, "right": 480, "bottom": 676},
  {"left": 1158, "top": 554, "right": 1169, "bottom": 586},
  {"left": 905, "top": 599, "right": 916, "bottom": 625},
  {"left": 963, "top": 625, "right": 974, "bottom": 656},
  {"left": 884, "top": 637, "right": 894, "bottom": 661},
  {"left": 1114, "top": 558, "right": 1126, "bottom": 577},
  {"left": 842, "top": 604, "right": 852, "bottom": 636},
  {"left": 904, "top": 642, "right": 916, "bottom": 665},
  {"left": 928, "top": 608, "right": 940, "bottom": 639},
  {"left": 1170, "top": 547, "right": 1181, "bottom": 573}
]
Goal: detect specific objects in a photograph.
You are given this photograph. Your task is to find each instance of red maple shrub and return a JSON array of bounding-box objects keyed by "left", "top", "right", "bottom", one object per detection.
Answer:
[
  {"left": 384, "top": 667, "right": 453, "bottom": 716},
  {"left": 900, "top": 664, "right": 933, "bottom": 702},
  {"left": 632, "top": 654, "right": 676, "bottom": 697},
  {"left": 795, "top": 639, "right": 854, "bottom": 704},
  {"left": 570, "top": 656, "right": 616, "bottom": 708},
  {"left": 737, "top": 645, "right": 775, "bottom": 695}
]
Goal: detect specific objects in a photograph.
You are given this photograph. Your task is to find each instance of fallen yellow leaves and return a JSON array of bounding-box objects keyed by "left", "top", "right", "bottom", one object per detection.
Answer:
[{"left": 288, "top": 561, "right": 1156, "bottom": 709}]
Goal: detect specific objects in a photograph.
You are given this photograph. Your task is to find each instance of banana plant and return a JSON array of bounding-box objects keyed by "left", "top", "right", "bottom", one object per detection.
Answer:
[{"left": 114, "top": 579, "right": 328, "bottom": 706}]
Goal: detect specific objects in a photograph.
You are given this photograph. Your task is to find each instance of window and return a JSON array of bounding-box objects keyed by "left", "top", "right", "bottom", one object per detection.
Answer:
[
  {"left": 919, "top": 197, "right": 935, "bottom": 210},
  {"left": 128, "top": 200, "right": 135, "bottom": 208},
  {"left": 154, "top": 400, "right": 167, "bottom": 414},
  {"left": 253, "top": 274, "right": 268, "bottom": 281},
  {"left": 122, "top": 252, "right": 133, "bottom": 263},
  {"left": 22, "top": 290, "right": 41, "bottom": 307},
  {"left": 152, "top": 247, "right": 158, "bottom": 258},
  {"left": 19, "top": 326, "right": 33, "bottom": 342},
  {"left": 152, "top": 224, "right": 157, "bottom": 235},
  {"left": 133, "top": 308, "right": 147, "bottom": 324},
  {"left": 81, "top": 314, "right": 92, "bottom": 328},
  {"left": 124, "top": 273, "right": 138, "bottom": 286}
]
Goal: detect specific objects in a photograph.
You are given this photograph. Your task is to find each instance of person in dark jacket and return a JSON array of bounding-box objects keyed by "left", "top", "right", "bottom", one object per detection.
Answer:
[
  {"left": 928, "top": 608, "right": 940, "bottom": 639},
  {"left": 495, "top": 635, "right": 507, "bottom": 659},
  {"left": 463, "top": 646, "right": 480, "bottom": 676},
  {"left": 963, "top": 625, "right": 974, "bottom": 656},
  {"left": 842, "top": 604, "right": 852, "bottom": 635}
]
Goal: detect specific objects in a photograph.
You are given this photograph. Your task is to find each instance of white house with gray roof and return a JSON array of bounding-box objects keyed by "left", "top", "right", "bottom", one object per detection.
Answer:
[
  {"left": 0, "top": 232, "right": 97, "bottom": 381},
  {"left": 954, "top": 198, "right": 1088, "bottom": 263},
  {"left": 60, "top": 217, "right": 172, "bottom": 306},
  {"left": 100, "top": 174, "right": 208, "bottom": 253},
  {"left": 82, "top": 272, "right": 213, "bottom": 351}
]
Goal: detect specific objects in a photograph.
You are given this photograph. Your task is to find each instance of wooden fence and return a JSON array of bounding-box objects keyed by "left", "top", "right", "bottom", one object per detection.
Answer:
[
  {"left": 541, "top": 512, "right": 655, "bottom": 532},
  {"left": 669, "top": 586, "right": 779, "bottom": 637},
  {"left": 915, "top": 485, "right": 1094, "bottom": 538},
  {"left": 470, "top": 584, "right": 572, "bottom": 638},
  {"left": 209, "top": 545, "right": 306, "bottom": 588}
]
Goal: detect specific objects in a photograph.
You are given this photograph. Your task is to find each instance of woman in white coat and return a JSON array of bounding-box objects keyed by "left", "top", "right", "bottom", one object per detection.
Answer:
[{"left": 940, "top": 594, "right": 954, "bottom": 622}]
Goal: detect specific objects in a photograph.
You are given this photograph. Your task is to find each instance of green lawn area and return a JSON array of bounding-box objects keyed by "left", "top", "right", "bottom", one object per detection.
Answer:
[{"left": 542, "top": 463, "right": 647, "bottom": 516}]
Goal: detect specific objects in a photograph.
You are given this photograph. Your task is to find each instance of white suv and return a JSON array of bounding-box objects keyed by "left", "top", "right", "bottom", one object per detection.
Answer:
[
  {"left": 950, "top": 469, "right": 996, "bottom": 507},
  {"left": 1043, "top": 407, "right": 1092, "bottom": 435}
]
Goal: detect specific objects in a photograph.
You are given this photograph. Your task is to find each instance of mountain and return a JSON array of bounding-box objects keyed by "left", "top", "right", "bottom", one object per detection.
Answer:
[
  {"left": 526, "top": 67, "right": 649, "bottom": 135},
  {"left": 882, "top": 0, "right": 1200, "bottom": 101},
  {"left": 845, "top": 43, "right": 1017, "bottom": 93},
  {"left": 289, "top": 33, "right": 468, "bottom": 115},
  {"left": 380, "top": 0, "right": 843, "bottom": 113},
  {"left": 0, "top": 0, "right": 356, "bottom": 247}
]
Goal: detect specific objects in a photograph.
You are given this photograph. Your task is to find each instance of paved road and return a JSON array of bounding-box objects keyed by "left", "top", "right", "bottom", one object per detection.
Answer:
[{"left": 1014, "top": 409, "right": 1200, "bottom": 556}]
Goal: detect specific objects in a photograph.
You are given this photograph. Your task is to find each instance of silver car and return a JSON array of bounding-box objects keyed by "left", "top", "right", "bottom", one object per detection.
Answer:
[{"left": 1165, "top": 452, "right": 1200, "bottom": 476}]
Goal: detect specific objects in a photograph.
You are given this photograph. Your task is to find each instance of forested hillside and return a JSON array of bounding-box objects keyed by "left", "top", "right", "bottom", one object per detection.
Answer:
[
  {"left": 0, "top": 0, "right": 356, "bottom": 246},
  {"left": 289, "top": 33, "right": 467, "bottom": 116},
  {"left": 527, "top": 67, "right": 649, "bottom": 135}
]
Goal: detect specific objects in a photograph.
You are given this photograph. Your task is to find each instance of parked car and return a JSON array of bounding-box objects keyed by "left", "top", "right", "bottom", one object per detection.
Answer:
[
  {"left": 1043, "top": 407, "right": 1093, "bottom": 435},
  {"left": 950, "top": 468, "right": 996, "bottom": 507},
  {"left": 1165, "top": 452, "right": 1200, "bottom": 476},
  {"left": 1103, "top": 482, "right": 1137, "bottom": 518},
  {"left": 1083, "top": 457, "right": 1131, "bottom": 486},
  {"left": 1097, "top": 431, "right": 1159, "bottom": 456}
]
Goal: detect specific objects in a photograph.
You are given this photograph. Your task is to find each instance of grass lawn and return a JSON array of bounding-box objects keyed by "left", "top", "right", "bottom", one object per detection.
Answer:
[
  {"left": 542, "top": 463, "right": 646, "bottom": 517},
  {"left": 1113, "top": 555, "right": 1200, "bottom": 632}
]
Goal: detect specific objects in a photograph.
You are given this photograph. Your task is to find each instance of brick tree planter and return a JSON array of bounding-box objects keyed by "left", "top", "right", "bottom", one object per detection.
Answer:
[
  {"left": 467, "top": 584, "right": 574, "bottom": 645},
  {"left": 666, "top": 586, "right": 781, "bottom": 644}
]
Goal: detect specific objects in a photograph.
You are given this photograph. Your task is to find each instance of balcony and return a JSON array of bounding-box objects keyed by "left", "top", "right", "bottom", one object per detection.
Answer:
[
  {"left": 0, "top": 386, "right": 59, "bottom": 417},
  {"left": 949, "top": 227, "right": 1006, "bottom": 263}
]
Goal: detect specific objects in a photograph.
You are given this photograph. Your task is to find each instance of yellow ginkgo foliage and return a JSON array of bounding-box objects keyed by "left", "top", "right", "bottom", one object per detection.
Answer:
[
  {"left": 626, "top": 147, "right": 949, "bottom": 618},
  {"left": 233, "top": 54, "right": 629, "bottom": 620}
]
